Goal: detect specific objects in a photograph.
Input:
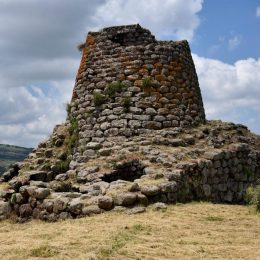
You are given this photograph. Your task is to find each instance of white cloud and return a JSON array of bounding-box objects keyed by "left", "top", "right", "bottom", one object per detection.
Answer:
[
  {"left": 256, "top": 6, "right": 260, "bottom": 18},
  {"left": 0, "top": 80, "right": 74, "bottom": 147},
  {"left": 193, "top": 54, "right": 260, "bottom": 133},
  {"left": 228, "top": 35, "right": 241, "bottom": 50},
  {"left": 92, "top": 0, "right": 203, "bottom": 40}
]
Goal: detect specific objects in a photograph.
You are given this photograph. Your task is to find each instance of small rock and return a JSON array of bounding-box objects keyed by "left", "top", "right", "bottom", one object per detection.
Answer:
[
  {"left": 98, "top": 196, "right": 114, "bottom": 210},
  {"left": 127, "top": 206, "right": 146, "bottom": 214},
  {"left": 203, "top": 184, "right": 211, "bottom": 197},
  {"left": 44, "top": 149, "right": 53, "bottom": 158},
  {"left": 141, "top": 185, "right": 160, "bottom": 196},
  {"left": 98, "top": 148, "right": 112, "bottom": 156},
  {"left": 86, "top": 142, "right": 102, "bottom": 150},
  {"left": 136, "top": 193, "right": 148, "bottom": 205},
  {"left": 68, "top": 198, "right": 83, "bottom": 215},
  {"left": 114, "top": 192, "right": 137, "bottom": 206},
  {"left": 8, "top": 178, "right": 22, "bottom": 192},
  {"left": 112, "top": 206, "right": 127, "bottom": 212},
  {"left": 26, "top": 187, "right": 50, "bottom": 199},
  {"left": 82, "top": 205, "right": 102, "bottom": 215},
  {"left": 19, "top": 203, "right": 33, "bottom": 218},
  {"left": 159, "top": 182, "right": 178, "bottom": 193},
  {"left": 53, "top": 196, "right": 70, "bottom": 214},
  {"left": 128, "top": 182, "right": 140, "bottom": 192},
  {"left": 153, "top": 202, "right": 167, "bottom": 210},
  {"left": 0, "top": 201, "right": 11, "bottom": 220},
  {"left": 55, "top": 173, "right": 69, "bottom": 181},
  {"left": 59, "top": 212, "right": 72, "bottom": 220},
  {"left": 28, "top": 171, "right": 47, "bottom": 181}
]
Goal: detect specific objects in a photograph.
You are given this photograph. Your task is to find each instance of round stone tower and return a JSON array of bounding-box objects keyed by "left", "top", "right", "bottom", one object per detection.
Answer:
[{"left": 70, "top": 24, "right": 205, "bottom": 147}]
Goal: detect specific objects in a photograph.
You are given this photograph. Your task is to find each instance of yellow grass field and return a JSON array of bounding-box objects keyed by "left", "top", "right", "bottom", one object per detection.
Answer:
[{"left": 1, "top": 202, "right": 260, "bottom": 260}]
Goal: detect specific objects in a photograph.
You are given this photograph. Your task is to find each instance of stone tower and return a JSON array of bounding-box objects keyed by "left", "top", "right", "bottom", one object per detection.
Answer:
[
  {"left": 70, "top": 24, "right": 205, "bottom": 152},
  {"left": 1, "top": 25, "right": 259, "bottom": 222}
]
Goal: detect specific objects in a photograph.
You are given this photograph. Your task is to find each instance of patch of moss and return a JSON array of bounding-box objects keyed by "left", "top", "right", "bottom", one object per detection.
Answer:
[
  {"left": 105, "top": 81, "right": 126, "bottom": 98},
  {"left": 142, "top": 77, "right": 153, "bottom": 91},
  {"left": 93, "top": 92, "right": 106, "bottom": 106},
  {"left": 121, "top": 97, "right": 131, "bottom": 112}
]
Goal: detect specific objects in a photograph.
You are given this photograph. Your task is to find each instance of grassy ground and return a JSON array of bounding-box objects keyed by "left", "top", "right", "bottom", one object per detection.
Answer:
[{"left": 1, "top": 202, "right": 260, "bottom": 260}]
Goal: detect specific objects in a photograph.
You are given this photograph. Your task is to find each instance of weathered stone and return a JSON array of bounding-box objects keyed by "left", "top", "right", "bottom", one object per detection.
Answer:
[
  {"left": 153, "top": 202, "right": 167, "bottom": 210},
  {"left": 68, "top": 198, "right": 83, "bottom": 215},
  {"left": 86, "top": 142, "right": 102, "bottom": 150},
  {"left": 53, "top": 196, "right": 70, "bottom": 214},
  {"left": 28, "top": 171, "right": 47, "bottom": 181},
  {"left": 55, "top": 174, "right": 68, "bottom": 181},
  {"left": 0, "top": 201, "right": 11, "bottom": 220},
  {"left": 19, "top": 204, "right": 32, "bottom": 218},
  {"left": 142, "top": 121, "right": 162, "bottom": 130},
  {"left": 59, "top": 212, "right": 72, "bottom": 220},
  {"left": 127, "top": 206, "right": 146, "bottom": 214},
  {"left": 159, "top": 182, "right": 178, "bottom": 193},
  {"left": 141, "top": 185, "right": 160, "bottom": 196},
  {"left": 26, "top": 187, "right": 50, "bottom": 199},
  {"left": 203, "top": 184, "right": 211, "bottom": 197},
  {"left": 98, "top": 148, "right": 112, "bottom": 156},
  {"left": 8, "top": 178, "right": 22, "bottom": 192},
  {"left": 77, "top": 166, "right": 100, "bottom": 183},
  {"left": 128, "top": 182, "right": 140, "bottom": 192},
  {"left": 98, "top": 196, "right": 114, "bottom": 210},
  {"left": 82, "top": 205, "right": 102, "bottom": 215},
  {"left": 145, "top": 107, "right": 157, "bottom": 115},
  {"left": 114, "top": 192, "right": 137, "bottom": 206}
]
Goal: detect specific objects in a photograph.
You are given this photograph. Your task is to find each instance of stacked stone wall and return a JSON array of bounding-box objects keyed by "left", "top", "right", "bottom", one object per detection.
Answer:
[
  {"left": 172, "top": 144, "right": 260, "bottom": 203},
  {"left": 70, "top": 24, "right": 205, "bottom": 151}
]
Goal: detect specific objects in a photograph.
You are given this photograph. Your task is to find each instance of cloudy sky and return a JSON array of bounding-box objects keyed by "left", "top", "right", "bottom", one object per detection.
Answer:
[{"left": 0, "top": 0, "right": 259, "bottom": 147}]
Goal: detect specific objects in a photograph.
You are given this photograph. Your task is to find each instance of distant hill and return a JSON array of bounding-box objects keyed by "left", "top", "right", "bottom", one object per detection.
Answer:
[{"left": 0, "top": 144, "right": 33, "bottom": 175}]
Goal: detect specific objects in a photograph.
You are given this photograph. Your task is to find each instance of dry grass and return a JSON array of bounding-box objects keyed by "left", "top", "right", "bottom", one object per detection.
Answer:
[{"left": 1, "top": 202, "right": 260, "bottom": 260}]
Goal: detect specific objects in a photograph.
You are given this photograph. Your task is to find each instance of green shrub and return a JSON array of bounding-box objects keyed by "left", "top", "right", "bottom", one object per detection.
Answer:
[
  {"left": 77, "top": 42, "right": 85, "bottom": 52},
  {"left": 58, "top": 117, "right": 79, "bottom": 173},
  {"left": 66, "top": 103, "right": 71, "bottom": 115},
  {"left": 246, "top": 185, "right": 260, "bottom": 212},
  {"left": 56, "top": 160, "right": 70, "bottom": 173},
  {"left": 122, "top": 97, "right": 131, "bottom": 112},
  {"left": 142, "top": 77, "right": 153, "bottom": 90},
  {"left": 93, "top": 92, "right": 106, "bottom": 106},
  {"left": 105, "top": 81, "right": 126, "bottom": 97}
]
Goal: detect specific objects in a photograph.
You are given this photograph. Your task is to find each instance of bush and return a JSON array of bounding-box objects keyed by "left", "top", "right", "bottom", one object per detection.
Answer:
[
  {"left": 105, "top": 81, "right": 126, "bottom": 97},
  {"left": 122, "top": 97, "right": 131, "bottom": 112},
  {"left": 56, "top": 160, "right": 70, "bottom": 173},
  {"left": 77, "top": 42, "right": 85, "bottom": 52},
  {"left": 66, "top": 103, "right": 71, "bottom": 115},
  {"left": 142, "top": 77, "right": 153, "bottom": 90},
  {"left": 246, "top": 185, "right": 260, "bottom": 212},
  {"left": 59, "top": 117, "right": 79, "bottom": 173},
  {"left": 93, "top": 92, "right": 106, "bottom": 106}
]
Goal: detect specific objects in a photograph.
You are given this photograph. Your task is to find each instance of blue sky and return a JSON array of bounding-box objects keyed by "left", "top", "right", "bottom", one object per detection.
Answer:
[
  {"left": 0, "top": 0, "right": 259, "bottom": 147},
  {"left": 193, "top": 0, "right": 260, "bottom": 63}
]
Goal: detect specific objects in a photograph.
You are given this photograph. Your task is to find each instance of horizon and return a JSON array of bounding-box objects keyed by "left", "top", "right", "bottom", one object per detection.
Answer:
[{"left": 0, "top": 0, "right": 259, "bottom": 147}]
